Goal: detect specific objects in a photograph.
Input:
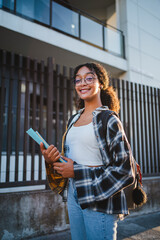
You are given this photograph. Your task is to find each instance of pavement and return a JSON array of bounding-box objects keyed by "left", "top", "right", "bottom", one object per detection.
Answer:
[{"left": 29, "top": 211, "right": 160, "bottom": 240}]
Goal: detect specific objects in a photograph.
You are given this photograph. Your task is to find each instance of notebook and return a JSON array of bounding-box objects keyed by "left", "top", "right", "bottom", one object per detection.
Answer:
[{"left": 26, "top": 128, "right": 66, "bottom": 163}]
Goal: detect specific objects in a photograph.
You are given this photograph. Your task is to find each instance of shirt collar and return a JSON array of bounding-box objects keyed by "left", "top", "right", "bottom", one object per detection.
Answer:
[{"left": 78, "top": 106, "right": 109, "bottom": 116}]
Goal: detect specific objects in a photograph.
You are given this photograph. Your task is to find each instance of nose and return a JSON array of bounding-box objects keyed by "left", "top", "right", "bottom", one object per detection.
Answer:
[{"left": 80, "top": 78, "right": 87, "bottom": 85}]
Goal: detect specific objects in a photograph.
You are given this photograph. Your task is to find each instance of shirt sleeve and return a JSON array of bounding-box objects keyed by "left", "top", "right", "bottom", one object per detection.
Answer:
[{"left": 73, "top": 114, "right": 135, "bottom": 208}]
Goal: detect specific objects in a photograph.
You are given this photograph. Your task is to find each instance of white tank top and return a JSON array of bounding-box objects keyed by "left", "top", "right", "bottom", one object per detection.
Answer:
[{"left": 64, "top": 122, "right": 103, "bottom": 166}]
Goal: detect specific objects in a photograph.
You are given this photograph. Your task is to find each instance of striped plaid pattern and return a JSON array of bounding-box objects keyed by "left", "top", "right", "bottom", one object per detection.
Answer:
[{"left": 70, "top": 106, "right": 135, "bottom": 215}]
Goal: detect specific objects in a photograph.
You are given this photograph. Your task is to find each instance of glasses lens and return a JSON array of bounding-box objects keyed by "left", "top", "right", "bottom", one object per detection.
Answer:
[
  {"left": 85, "top": 76, "right": 94, "bottom": 84},
  {"left": 74, "top": 74, "right": 95, "bottom": 85},
  {"left": 74, "top": 78, "right": 81, "bottom": 85}
]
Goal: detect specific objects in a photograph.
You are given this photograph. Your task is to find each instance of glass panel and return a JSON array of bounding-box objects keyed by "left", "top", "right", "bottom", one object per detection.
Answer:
[
  {"left": 1, "top": 0, "right": 14, "bottom": 10},
  {"left": 16, "top": 0, "right": 50, "bottom": 25},
  {"left": 105, "top": 27, "right": 122, "bottom": 56},
  {"left": 52, "top": 1, "right": 79, "bottom": 37},
  {"left": 81, "top": 16, "right": 103, "bottom": 47}
]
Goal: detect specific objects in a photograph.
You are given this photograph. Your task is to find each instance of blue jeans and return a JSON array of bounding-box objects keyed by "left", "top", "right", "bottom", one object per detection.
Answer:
[{"left": 67, "top": 178, "right": 118, "bottom": 240}]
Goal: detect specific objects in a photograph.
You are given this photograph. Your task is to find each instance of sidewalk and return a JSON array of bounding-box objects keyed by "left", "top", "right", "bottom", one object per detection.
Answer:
[{"left": 29, "top": 211, "right": 160, "bottom": 240}]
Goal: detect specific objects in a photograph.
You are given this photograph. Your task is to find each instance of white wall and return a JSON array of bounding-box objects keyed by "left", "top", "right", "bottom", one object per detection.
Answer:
[
  {"left": 106, "top": 4, "right": 117, "bottom": 28},
  {"left": 118, "top": 0, "right": 160, "bottom": 88}
]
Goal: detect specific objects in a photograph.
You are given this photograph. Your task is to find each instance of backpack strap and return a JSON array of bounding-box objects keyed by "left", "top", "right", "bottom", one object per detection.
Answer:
[
  {"left": 67, "top": 113, "right": 78, "bottom": 128},
  {"left": 100, "top": 110, "right": 119, "bottom": 133},
  {"left": 97, "top": 110, "right": 118, "bottom": 154}
]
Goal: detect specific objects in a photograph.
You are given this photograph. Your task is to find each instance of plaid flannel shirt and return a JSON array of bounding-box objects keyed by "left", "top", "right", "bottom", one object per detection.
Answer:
[
  {"left": 66, "top": 106, "right": 135, "bottom": 215},
  {"left": 45, "top": 106, "right": 135, "bottom": 216}
]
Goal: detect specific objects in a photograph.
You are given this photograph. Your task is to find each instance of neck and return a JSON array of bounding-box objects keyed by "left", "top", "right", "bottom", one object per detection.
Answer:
[{"left": 83, "top": 99, "right": 102, "bottom": 114}]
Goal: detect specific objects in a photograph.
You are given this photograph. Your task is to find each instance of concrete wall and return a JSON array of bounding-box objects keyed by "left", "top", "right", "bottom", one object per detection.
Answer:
[
  {"left": 0, "top": 177, "right": 160, "bottom": 239},
  {"left": 130, "top": 177, "right": 160, "bottom": 216},
  {"left": 0, "top": 190, "right": 69, "bottom": 240},
  {"left": 118, "top": 0, "right": 160, "bottom": 88}
]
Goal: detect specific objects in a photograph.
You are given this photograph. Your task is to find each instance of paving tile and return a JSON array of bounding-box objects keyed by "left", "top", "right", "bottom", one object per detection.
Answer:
[
  {"left": 124, "top": 229, "right": 160, "bottom": 240},
  {"left": 152, "top": 226, "right": 160, "bottom": 232}
]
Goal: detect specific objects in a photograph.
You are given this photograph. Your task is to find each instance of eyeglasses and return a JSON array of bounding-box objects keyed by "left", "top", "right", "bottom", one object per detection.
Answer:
[{"left": 74, "top": 73, "right": 97, "bottom": 86}]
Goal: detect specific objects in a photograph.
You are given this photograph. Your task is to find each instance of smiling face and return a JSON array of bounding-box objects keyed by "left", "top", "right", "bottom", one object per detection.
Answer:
[{"left": 75, "top": 66, "right": 102, "bottom": 103}]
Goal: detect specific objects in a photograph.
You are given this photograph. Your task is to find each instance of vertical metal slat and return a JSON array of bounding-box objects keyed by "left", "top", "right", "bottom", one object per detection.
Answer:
[
  {"left": 118, "top": 80, "right": 123, "bottom": 125},
  {"left": 135, "top": 83, "right": 143, "bottom": 168},
  {"left": 69, "top": 68, "right": 74, "bottom": 117},
  {"left": 56, "top": 64, "right": 60, "bottom": 149},
  {"left": 23, "top": 57, "right": 30, "bottom": 181},
  {"left": 47, "top": 57, "right": 53, "bottom": 145},
  {"left": 127, "top": 81, "right": 133, "bottom": 151},
  {"left": 63, "top": 66, "right": 67, "bottom": 133},
  {"left": 6, "top": 52, "right": 15, "bottom": 182},
  {"left": 151, "top": 88, "right": 158, "bottom": 174},
  {"left": 144, "top": 86, "right": 151, "bottom": 174},
  {"left": 31, "top": 59, "right": 37, "bottom": 181},
  {"left": 147, "top": 86, "right": 154, "bottom": 173},
  {"left": 0, "top": 50, "right": 6, "bottom": 176},
  {"left": 15, "top": 55, "right": 22, "bottom": 181},
  {"left": 139, "top": 84, "right": 147, "bottom": 174},
  {"left": 39, "top": 60, "right": 45, "bottom": 180},
  {"left": 131, "top": 83, "right": 138, "bottom": 161}
]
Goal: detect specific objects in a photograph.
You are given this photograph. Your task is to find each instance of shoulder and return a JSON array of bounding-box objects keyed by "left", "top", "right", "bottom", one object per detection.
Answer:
[
  {"left": 106, "top": 114, "right": 126, "bottom": 144},
  {"left": 67, "top": 113, "right": 78, "bottom": 127},
  {"left": 107, "top": 113, "right": 123, "bottom": 131},
  {"left": 98, "top": 110, "right": 120, "bottom": 128}
]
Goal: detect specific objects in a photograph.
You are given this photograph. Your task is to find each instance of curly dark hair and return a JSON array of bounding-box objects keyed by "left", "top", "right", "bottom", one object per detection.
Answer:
[{"left": 73, "top": 62, "right": 120, "bottom": 113}]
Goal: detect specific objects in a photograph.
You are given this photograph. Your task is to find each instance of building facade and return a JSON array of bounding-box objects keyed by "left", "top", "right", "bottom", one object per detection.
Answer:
[
  {"left": 0, "top": 0, "right": 160, "bottom": 88},
  {"left": 0, "top": 0, "right": 160, "bottom": 239}
]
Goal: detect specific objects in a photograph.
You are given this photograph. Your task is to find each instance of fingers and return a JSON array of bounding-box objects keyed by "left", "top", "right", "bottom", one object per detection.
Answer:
[
  {"left": 45, "top": 144, "right": 56, "bottom": 154},
  {"left": 53, "top": 159, "right": 74, "bottom": 178},
  {"left": 45, "top": 145, "right": 59, "bottom": 157},
  {"left": 53, "top": 163, "right": 63, "bottom": 174},
  {"left": 40, "top": 144, "right": 60, "bottom": 163},
  {"left": 40, "top": 142, "right": 45, "bottom": 152},
  {"left": 53, "top": 162, "right": 64, "bottom": 167},
  {"left": 61, "top": 156, "right": 72, "bottom": 162},
  {"left": 48, "top": 148, "right": 59, "bottom": 160}
]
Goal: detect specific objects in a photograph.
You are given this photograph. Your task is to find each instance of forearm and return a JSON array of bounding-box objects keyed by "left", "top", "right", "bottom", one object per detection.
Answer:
[{"left": 73, "top": 158, "right": 134, "bottom": 203}]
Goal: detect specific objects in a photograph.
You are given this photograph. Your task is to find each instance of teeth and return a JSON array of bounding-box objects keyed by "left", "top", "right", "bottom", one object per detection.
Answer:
[{"left": 80, "top": 89, "right": 89, "bottom": 93}]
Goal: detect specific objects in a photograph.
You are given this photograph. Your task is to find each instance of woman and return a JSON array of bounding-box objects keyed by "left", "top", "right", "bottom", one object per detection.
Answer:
[{"left": 40, "top": 63, "right": 135, "bottom": 240}]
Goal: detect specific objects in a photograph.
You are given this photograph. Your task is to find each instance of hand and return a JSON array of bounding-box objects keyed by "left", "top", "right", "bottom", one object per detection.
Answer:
[
  {"left": 40, "top": 143, "right": 61, "bottom": 164},
  {"left": 53, "top": 156, "right": 74, "bottom": 178}
]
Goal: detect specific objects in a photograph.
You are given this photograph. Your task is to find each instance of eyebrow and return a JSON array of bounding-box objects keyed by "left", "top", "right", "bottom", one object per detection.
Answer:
[{"left": 76, "top": 71, "right": 95, "bottom": 76}]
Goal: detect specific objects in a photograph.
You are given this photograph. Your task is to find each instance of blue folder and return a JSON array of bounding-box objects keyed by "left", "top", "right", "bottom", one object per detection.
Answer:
[{"left": 26, "top": 128, "right": 66, "bottom": 163}]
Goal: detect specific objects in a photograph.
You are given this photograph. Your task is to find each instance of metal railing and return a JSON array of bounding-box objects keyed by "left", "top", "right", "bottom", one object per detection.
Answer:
[
  {"left": 0, "top": 49, "right": 160, "bottom": 189},
  {"left": 0, "top": 0, "right": 125, "bottom": 58},
  {"left": 0, "top": 49, "right": 74, "bottom": 188}
]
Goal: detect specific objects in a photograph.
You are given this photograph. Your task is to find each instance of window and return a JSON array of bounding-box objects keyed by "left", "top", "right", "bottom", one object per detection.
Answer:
[
  {"left": 81, "top": 15, "right": 103, "bottom": 47},
  {"left": 104, "top": 27, "right": 122, "bottom": 56},
  {"left": 16, "top": 0, "right": 50, "bottom": 25},
  {"left": 52, "top": 1, "right": 79, "bottom": 37},
  {"left": 0, "top": 0, "right": 14, "bottom": 10}
]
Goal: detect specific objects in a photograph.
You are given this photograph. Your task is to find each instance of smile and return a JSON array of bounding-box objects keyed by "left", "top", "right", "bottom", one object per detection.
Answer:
[{"left": 80, "top": 88, "right": 90, "bottom": 94}]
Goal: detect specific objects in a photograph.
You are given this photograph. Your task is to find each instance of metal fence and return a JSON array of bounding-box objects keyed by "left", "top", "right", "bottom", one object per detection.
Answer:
[
  {"left": 114, "top": 80, "right": 160, "bottom": 176},
  {"left": 0, "top": 49, "right": 74, "bottom": 188},
  {"left": 0, "top": 50, "right": 160, "bottom": 189}
]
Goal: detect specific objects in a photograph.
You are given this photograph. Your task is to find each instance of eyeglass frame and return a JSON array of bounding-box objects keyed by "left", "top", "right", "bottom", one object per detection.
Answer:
[{"left": 73, "top": 72, "right": 98, "bottom": 86}]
